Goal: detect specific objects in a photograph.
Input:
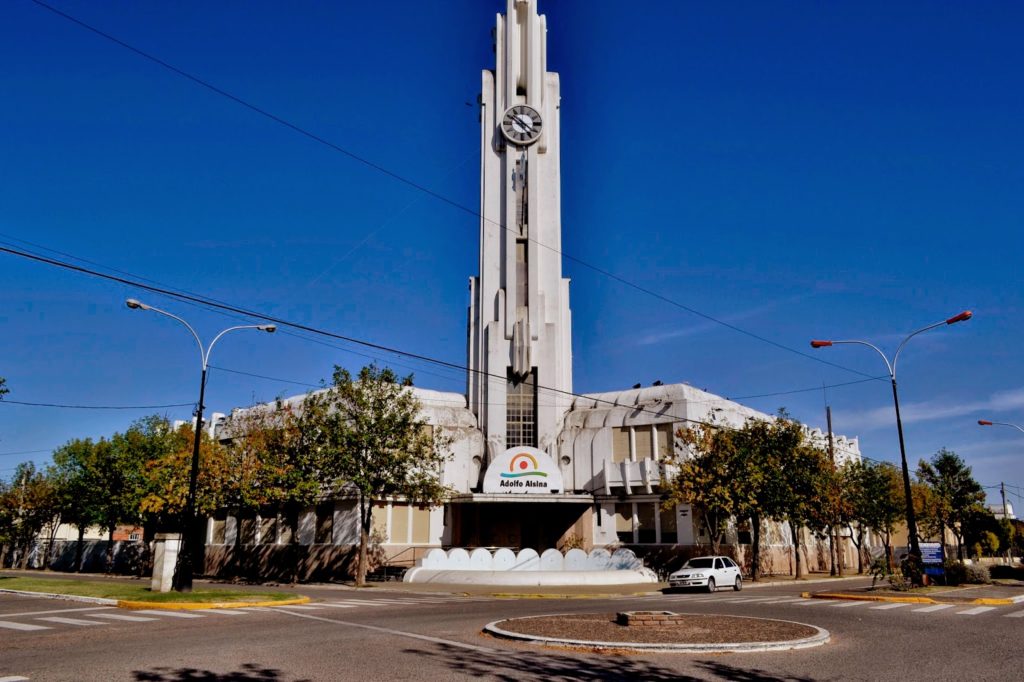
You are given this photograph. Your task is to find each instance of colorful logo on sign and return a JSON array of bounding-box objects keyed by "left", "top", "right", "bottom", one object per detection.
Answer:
[{"left": 500, "top": 451, "right": 548, "bottom": 479}]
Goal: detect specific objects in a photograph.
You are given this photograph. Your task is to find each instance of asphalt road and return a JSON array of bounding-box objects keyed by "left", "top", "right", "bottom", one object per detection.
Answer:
[{"left": 2, "top": 580, "right": 1022, "bottom": 681}]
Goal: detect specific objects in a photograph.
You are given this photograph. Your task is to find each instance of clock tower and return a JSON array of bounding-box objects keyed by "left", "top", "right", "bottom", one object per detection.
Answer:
[{"left": 468, "top": 0, "right": 573, "bottom": 466}]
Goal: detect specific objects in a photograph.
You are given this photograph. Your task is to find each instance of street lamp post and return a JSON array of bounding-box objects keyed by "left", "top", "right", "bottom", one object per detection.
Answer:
[
  {"left": 810, "top": 310, "right": 972, "bottom": 564},
  {"left": 126, "top": 298, "right": 275, "bottom": 591}
]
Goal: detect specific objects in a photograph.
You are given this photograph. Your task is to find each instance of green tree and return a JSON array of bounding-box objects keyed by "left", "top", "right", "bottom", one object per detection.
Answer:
[
  {"left": 313, "top": 364, "right": 452, "bottom": 586},
  {"left": 0, "top": 463, "right": 60, "bottom": 569},
  {"left": 916, "top": 449, "right": 986, "bottom": 561},
  {"left": 730, "top": 413, "right": 806, "bottom": 580},
  {"left": 773, "top": 441, "right": 832, "bottom": 579},
  {"left": 665, "top": 420, "right": 744, "bottom": 555},
  {"left": 49, "top": 438, "right": 108, "bottom": 571},
  {"left": 844, "top": 460, "right": 904, "bottom": 573}
]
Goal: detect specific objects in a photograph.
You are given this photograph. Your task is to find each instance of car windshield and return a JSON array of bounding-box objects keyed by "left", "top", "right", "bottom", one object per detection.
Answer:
[{"left": 684, "top": 558, "right": 714, "bottom": 569}]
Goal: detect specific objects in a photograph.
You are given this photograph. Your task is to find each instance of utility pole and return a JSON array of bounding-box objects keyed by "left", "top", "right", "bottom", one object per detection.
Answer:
[{"left": 827, "top": 406, "right": 842, "bottom": 577}]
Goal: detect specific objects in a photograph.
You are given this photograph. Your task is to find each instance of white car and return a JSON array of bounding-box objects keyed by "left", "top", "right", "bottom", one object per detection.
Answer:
[{"left": 668, "top": 555, "right": 742, "bottom": 592}]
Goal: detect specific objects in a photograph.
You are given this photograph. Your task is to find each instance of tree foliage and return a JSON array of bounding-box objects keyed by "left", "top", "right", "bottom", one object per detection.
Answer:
[
  {"left": 308, "top": 364, "right": 452, "bottom": 585},
  {"left": 916, "top": 448, "right": 986, "bottom": 561}
]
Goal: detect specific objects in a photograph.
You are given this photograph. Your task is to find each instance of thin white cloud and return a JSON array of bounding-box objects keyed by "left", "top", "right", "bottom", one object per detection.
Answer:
[
  {"left": 840, "top": 387, "right": 1024, "bottom": 432},
  {"left": 635, "top": 295, "right": 810, "bottom": 347}
]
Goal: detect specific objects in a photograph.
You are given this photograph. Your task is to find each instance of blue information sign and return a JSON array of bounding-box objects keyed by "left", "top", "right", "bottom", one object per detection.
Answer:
[{"left": 920, "top": 542, "right": 943, "bottom": 564}]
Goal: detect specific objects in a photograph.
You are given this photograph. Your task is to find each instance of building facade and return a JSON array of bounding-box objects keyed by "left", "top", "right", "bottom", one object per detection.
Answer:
[{"left": 204, "top": 0, "right": 869, "bottom": 580}]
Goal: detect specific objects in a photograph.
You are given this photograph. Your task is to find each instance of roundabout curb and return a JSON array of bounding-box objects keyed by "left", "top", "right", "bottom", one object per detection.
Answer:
[{"left": 483, "top": 613, "right": 831, "bottom": 654}]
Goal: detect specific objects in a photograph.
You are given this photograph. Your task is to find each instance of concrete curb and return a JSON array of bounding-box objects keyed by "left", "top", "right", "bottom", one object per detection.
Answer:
[
  {"left": 804, "top": 591, "right": 1022, "bottom": 606},
  {"left": 118, "top": 596, "right": 311, "bottom": 610},
  {"left": 484, "top": 614, "right": 830, "bottom": 654},
  {"left": 0, "top": 588, "right": 117, "bottom": 605}
]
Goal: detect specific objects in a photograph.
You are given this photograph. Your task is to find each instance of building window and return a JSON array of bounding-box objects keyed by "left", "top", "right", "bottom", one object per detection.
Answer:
[
  {"left": 634, "top": 427, "right": 653, "bottom": 461},
  {"left": 372, "top": 501, "right": 389, "bottom": 543},
  {"left": 506, "top": 372, "right": 536, "bottom": 448},
  {"left": 636, "top": 502, "right": 656, "bottom": 543},
  {"left": 656, "top": 424, "right": 674, "bottom": 459},
  {"left": 259, "top": 513, "right": 277, "bottom": 545},
  {"left": 612, "top": 427, "right": 630, "bottom": 463},
  {"left": 659, "top": 504, "right": 678, "bottom": 544},
  {"left": 128, "top": 532, "right": 141, "bottom": 542},
  {"left": 239, "top": 516, "right": 256, "bottom": 545},
  {"left": 614, "top": 503, "right": 633, "bottom": 543},
  {"left": 391, "top": 502, "right": 410, "bottom": 544},
  {"left": 315, "top": 502, "right": 334, "bottom": 544},
  {"left": 411, "top": 506, "right": 431, "bottom": 544},
  {"left": 211, "top": 513, "right": 226, "bottom": 544}
]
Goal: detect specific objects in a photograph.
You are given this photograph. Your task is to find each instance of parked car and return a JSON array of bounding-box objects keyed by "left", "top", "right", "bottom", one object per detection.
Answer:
[{"left": 668, "top": 555, "right": 742, "bottom": 592}]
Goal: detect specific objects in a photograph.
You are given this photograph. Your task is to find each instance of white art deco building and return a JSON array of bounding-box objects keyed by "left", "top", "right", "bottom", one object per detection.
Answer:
[{"left": 205, "top": 0, "right": 865, "bottom": 580}]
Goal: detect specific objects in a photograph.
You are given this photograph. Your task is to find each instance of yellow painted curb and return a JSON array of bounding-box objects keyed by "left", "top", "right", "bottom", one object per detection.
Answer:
[
  {"left": 118, "top": 596, "right": 311, "bottom": 610},
  {"left": 971, "top": 597, "right": 1013, "bottom": 605},
  {"left": 802, "top": 591, "right": 936, "bottom": 604}
]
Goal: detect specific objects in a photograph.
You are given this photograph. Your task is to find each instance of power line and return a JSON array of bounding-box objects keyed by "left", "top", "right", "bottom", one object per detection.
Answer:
[
  {"left": 0, "top": 243, "right": 882, "bottom": 437},
  {"left": 0, "top": 448, "right": 53, "bottom": 458},
  {"left": 25, "top": 0, "right": 878, "bottom": 382},
  {"left": 0, "top": 399, "right": 193, "bottom": 410}
]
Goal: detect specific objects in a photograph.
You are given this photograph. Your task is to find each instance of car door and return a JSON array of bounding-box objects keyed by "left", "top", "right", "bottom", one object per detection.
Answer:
[
  {"left": 722, "top": 557, "right": 739, "bottom": 582},
  {"left": 713, "top": 557, "right": 726, "bottom": 583}
]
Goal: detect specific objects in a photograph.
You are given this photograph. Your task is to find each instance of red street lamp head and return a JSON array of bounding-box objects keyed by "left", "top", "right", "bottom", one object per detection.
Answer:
[
  {"left": 978, "top": 420, "right": 993, "bottom": 426},
  {"left": 810, "top": 340, "right": 833, "bottom": 348},
  {"left": 946, "top": 310, "right": 973, "bottom": 325}
]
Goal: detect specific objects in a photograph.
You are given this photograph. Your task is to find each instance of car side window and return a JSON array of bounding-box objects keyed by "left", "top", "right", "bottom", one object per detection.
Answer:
[
  {"left": 714, "top": 558, "right": 723, "bottom": 569},
  {"left": 724, "top": 558, "right": 736, "bottom": 568}
]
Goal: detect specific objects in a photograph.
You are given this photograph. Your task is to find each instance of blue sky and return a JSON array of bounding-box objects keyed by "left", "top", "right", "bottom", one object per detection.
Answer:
[{"left": 1, "top": 1, "right": 1022, "bottom": 508}]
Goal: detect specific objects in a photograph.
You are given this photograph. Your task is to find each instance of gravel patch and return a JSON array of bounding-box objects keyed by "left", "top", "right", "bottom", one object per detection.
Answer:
[{"left": 494, "top": 612, "right": 818, "bottom": 644}]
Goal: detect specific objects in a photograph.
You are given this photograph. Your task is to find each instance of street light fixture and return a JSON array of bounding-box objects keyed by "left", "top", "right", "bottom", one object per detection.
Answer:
[
  {"left": 978, "top": 420, "right": 1024, "bottom": 434},
  {"left": 810, "top": 310, "right": 972, "bottom": 565},
  {"left": 126, "top": 297, "right": 275, "bottom": 591}
]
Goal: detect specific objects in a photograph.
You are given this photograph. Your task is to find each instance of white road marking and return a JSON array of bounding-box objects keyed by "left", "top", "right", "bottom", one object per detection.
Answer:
[
  {"left": 320, "top": 602, "right": 358, "bottom": 609},
  {"left": 0, "top": 675, "right": 31, "bottom": 681},
  {"left": 274, "top": 605, "right": 322, "bottom": 610},
  {"left": 0, "top": 606, "right": 110, "bottom": 618},
  {"left": 913, "top": 604, "right": 954, "bottom": 613},
  {"left": 1004, "top": 610, "right": 1024, "bottom": 618},
  {"left": 132, "top": 610, "right": 204, "bottom": 619},
  {"left": 762, "top": 598, "right": 807, "bottom": 604},
  {"left": 37, "top": 616, "right": 107, "bottom": 626},
  {"left": 871, "top": 603, "right": 909, "bottom": 610},
  {"left": 200, "top": 608, "right": 249, "bottom": 615},
  {"left": 0, "top": 620, "right": 52, "bottom": 631},
  {"left": 957, "top": 606, "right": 996, "bottom": 616},
  {"left": 797, "top": 600, "right": 832, "bottom": 606},
  {"left": 832, "top": 601, "right": 867, "bottom": 608},
  {"left": 269, "top": 608, "right": 498, "bottom": 654},
  {"left": 90, "top": 613, "right": 157, "bottom": 622}
]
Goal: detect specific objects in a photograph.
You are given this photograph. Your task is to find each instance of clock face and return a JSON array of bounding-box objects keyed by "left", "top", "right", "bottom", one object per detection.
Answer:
[{"left": 501, "top": 104, "right": 543, "bottom": 146}]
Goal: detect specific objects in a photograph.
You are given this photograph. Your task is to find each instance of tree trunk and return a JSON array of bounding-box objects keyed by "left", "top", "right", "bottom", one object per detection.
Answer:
[
  {"left": 356, "top": 495, "right": 370, "bottom": 587},
  {"left": 105, "top": 527, "right": 115, "bottom": 574},
  {"left": 828, "top": 526, "right": 836, "bottom": 576},
  {"left": 74, "top": 526, "right": 85, "bottom": 572},
  {"left": 750, "top": 514, "right": 761, "bottom": 581},
  {"left": 835, "top": 526, "right": 843, "bottom": 577},
  {"left": 790, "top": 523, "right": 804, "bottom": 579},
  {"left": 883, "top": 529, "right": 892, "bottom": 573}
]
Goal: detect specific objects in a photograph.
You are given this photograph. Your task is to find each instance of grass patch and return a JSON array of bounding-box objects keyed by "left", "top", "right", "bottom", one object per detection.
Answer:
[{"left": 0, "top": 576, "right": 296, "bottom": 603}]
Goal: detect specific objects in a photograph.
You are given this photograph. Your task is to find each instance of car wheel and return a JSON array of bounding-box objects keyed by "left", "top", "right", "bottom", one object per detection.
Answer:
[
  {"left": 734, "top": 576, "right": 742, "bottom": 591},
  {"left": 706, "top": 577, "right": 716, "bottom": 593}
]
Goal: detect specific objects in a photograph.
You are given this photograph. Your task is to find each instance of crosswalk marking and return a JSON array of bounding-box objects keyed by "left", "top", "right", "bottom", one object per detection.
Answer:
[
  {"left": 91, "top": 613, "right": 158, "bottom": 622},
  {"left": 832, "top": 601, "right": 867, "bottom": 608},
  {"left": 276, "top": 605, "right": 322, "bottom": 611},
  {"left": 913, "top": 604, "right": 954, "bottom": 613},
  {"left": 871, "top": 603, "right": 909, "bottom": 610},
  {"left": 957, "top": 606, "right": 996, "bottom": 616},
  {"left": 0, "top": 675, "right": 31, "bottom": 681},
  {"left": 320, "top": 602, "right": 358, "bottom": 608},
  {"left": 37, "top": 617, "right": 107, "bottom": 626},
  {"left": 132, "top": 610, "right": 203, "bottom": 619},
  {"left": 0, "top": 620, "right": 52, "bottom": 631},
  {"left": 797, "top": 600, "right": 831, "bottom": 606},
  {"left": 1004, "top": 610, "right": 1024, "bottom": 618}
]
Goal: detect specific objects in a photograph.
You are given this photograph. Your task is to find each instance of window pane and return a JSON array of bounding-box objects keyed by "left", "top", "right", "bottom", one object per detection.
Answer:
[
  {"left": 411, "top": 506, "right": 431, "bottom": 544},
  {"left": 259, "top": 515, "right": 276, "bottom": 545},
  {"left": 315, "top": 502, "right": 333, "bottom": 544},
  {"left": 507, "top": 373, "right": 536, "bottom": 448},
  {"left": 634, "top": 427, "right": 653, "bottom": 461},
  {"left": 636, "top": 502, "right": 656, "bottom": 543},
  {"left": 612, "top": 427, "right": 630, "bottom": 463},
  {"left": 372, "top": 501, "right": 388, "bottom": 543},
  {"left": 659, "top": 505, "right": 677, "bottom": 544},
  {"left": 240, "top": 517, "right": 256, "bottom": 545},
  {"left": 391, "top": 502, "right": 410, "bottom": 545},
  {"left": 614, "top": 503, "right": 633, "bottom": 543},
  {"left": 211, "top": 518, "right": 226, "bottom": 545},
  {"left": 656, "top": 424, "right": 674, "bottom": 459}
]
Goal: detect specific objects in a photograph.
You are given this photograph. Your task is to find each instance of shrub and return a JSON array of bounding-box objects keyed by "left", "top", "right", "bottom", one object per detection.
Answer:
[
  {"left": 964, "top": 563, "right": 991, "bottom": 584},
  {"left": 944, "top": 559, "right": 967, "bottom": 586}
]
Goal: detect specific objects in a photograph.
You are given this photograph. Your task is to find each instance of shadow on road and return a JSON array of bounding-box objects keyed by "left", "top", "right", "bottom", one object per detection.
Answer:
[
  {"left": 132, "top": 663, "right": 310, "bottom": 682},
  {"left": 405, "top": 644, "right": 819, "bottom": 681}
]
